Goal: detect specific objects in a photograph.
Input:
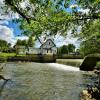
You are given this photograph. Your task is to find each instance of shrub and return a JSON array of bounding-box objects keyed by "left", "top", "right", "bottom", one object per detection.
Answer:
[
  {"left": 57, "top": 54, "right": 83, "bottom": 59},
  {"left": 96, "top": 61, "right": 100, "bottom": 69}
]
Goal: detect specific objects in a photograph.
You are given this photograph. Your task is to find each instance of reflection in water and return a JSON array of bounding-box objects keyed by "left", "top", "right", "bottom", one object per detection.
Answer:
[
  {"left": 0, "top": 80, "right": 10, "bottom": 96},
  {"left": 0, "top": 62, "right": 95, "bottom": 100},
  {"left": 0, "top": 63, "right": 6, "bottom": 71}
]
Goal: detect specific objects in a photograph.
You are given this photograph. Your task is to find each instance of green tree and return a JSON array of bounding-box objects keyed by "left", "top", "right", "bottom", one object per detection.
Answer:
[
  {"left": 27, "top": 36, "right": 34, "bottom": 47},
  {"left": 57, "top": 45, "right": 68, "bottom": 55},
  {"left": 80, "top": 38, "right": 100, "bottom": 56},
  {"left": 3, "top": 0, "right": 100, "bottom": 51},
  {"left": 67, "top": 44, "right": 75, "bottom": 54},
  {"left": 78, "top": 20, "right": 100, "bottom": 56},
  {"left": 1, "top": 0, "right": 100, "bottom": 57},
  {"left": 62, "top": 45, "right": 68, "bottom": 54},
  {"left": 0, "top": 39, "right": 10, "bottom": 52},
  {"left": 15, "top": 39, "right": 27, "bottom": 46},
  {"left": 14, "top": 39, "right": 27, "bottom": 54}
]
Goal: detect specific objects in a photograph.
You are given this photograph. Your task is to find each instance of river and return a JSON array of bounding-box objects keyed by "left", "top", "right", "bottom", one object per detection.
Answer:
[{"left": 0, "top": 62, "right": 95, "bottom": 100}]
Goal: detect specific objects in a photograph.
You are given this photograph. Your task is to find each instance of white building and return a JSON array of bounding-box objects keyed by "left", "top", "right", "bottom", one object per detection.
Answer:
[
  {"left": 17, "top": 39, "right": 57, "bottom": 55},
  {"left": 40, "top": 39, "right": 57, "bottom": 54},
  {"left": 27, "top": 47, "right": 41, "bottom": 54},
  {"left": 16, "top": 46, "right": 28, "bottom": 54}
]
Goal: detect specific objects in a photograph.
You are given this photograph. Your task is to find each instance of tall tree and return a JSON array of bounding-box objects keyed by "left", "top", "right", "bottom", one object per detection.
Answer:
[
  {"left": 0, "top": 39, "right": 10, "bottom": 52},
  {"left": 57, "top": 45, "right": 68, "bottom": 55},
  {"left": 79, "top": 20, "right": 100, "bottom": 56},
  {"left": 27, "top": 36, "right": 34, "bottom": 47},
  {"left": 15, "top": 39, "right": 27, "bottom": 46},
  {"left": 67, "top": 44, "right": 75, "bottom": 53},
  {"left": 3, "top": 0, "right": 100, "bottom": 48}
]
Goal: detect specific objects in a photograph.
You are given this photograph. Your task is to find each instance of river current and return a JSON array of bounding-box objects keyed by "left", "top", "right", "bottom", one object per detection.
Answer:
[{"left": 0, "top": 62, "right": 95, "bottom": 100}]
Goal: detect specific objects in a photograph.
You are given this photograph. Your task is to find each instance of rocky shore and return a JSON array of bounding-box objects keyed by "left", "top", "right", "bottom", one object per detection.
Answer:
[{"left": 81, "top": 70, "right": 100, "bottom": 100}]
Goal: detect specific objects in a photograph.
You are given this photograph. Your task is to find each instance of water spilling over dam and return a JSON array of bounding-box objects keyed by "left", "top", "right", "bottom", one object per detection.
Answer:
[{"left": 47, "top": 63, "right": 79, "bottom": 72}]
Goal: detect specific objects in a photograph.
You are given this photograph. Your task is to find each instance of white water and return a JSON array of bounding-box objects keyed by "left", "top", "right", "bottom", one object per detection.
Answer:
[{"left": 47, "top": 63, "right": 80, "bottom": 72}]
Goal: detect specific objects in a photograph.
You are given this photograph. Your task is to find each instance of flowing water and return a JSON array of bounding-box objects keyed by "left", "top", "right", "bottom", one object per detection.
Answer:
[{"left": 0, "top": 62, "right": 95, "bottom": 100}]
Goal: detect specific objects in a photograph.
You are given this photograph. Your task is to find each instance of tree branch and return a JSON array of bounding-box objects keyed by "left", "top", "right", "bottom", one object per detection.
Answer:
[
  {"left": 5, "top": 0, "right": 31, "bottom": 23},
  {"left": 5, "top": 0, "right": 43, "bottom": 44},
  {"left": 73, "top": 15, "right": 100, "bottom": 21}
]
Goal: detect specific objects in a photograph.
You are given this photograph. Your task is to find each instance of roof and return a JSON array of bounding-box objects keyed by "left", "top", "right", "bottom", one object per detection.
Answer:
[{"left": 40, "top": 39, "right": 56, "bottom": 48}]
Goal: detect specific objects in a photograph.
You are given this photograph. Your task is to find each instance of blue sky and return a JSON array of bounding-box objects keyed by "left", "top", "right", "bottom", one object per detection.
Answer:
[
  {"left": 0, "top": 0, "right": 88, "bottom": 48},
  {"left": 7, "top": 21, "right": 22, "bottom": 36}
]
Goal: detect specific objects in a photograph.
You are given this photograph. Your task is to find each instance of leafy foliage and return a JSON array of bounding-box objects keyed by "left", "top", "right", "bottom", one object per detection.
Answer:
[
  {"left": 0, "top": 39, "right": 11, "bottom": 52},
  {"left": 57, "top": 44, "right": 76, "bottom": 55},
  {"left": 27, "top": 36, "right": 34, "bottom": 47},
  {"left": 79, "top": 20, "right": 100, "bottom": 56},
  {"left": 3, "top": 0, "right": 100, "bottom": 55},
  {"left": 14, "top": 37, "right": 34, "bottom": 48},
  {"left": 15, "top": 39, "right": 27, "bottom": 46}
]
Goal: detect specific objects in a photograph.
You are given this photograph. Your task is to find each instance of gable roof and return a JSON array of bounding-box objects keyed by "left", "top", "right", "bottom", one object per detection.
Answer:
[{"left": 40, "top": 39, "right": 56, "bottom": 48}]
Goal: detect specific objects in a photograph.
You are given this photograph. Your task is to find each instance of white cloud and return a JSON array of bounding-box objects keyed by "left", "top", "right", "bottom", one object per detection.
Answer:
[
  {"left": 0, "top": 0, "right": 19, "bottom": 20},
  {"left": 0, "top": 25, "right": 29, "bottom": 46},
  {"left": 20, "top": 0, "right": 29, "bottom": 9},
  {"left": 78, "top": 8, "right": 90, "bottom": 14},
  {"left": 54, "top": 31, "right": 80, "bottom": 48},
  {"left": 70, "top": 4, "right": 78, "bottom": 8},
  {"left": 0, "top": 20, "right": 9, "bottom": 25},
  {"left": 0, "top": 0, "right": 30, "bottom": 47},
  {"left": 55, "top": 36, "right": 78, "bottom": 47},
  {"left": 0, "top": 25, "right": 16, "bottom": 45},
  {"left": 0, "top": 11, "right": 19, "bottom": 20},
  {"left": 15, "top": 36, "right": 28, "bottom": 41},
  {"left": 0, "top": 0, "right": 4, "bottom": 4}
]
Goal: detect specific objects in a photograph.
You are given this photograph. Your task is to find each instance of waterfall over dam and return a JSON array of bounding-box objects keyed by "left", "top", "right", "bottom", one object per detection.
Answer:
[{"left": 47, "top": 63, "right": 80, "bottom": 72}]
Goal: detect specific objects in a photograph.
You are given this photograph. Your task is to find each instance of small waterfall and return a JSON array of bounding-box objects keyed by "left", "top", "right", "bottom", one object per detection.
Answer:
[{"left": 47, "top": 63, "right": 80, "bottom": 72}]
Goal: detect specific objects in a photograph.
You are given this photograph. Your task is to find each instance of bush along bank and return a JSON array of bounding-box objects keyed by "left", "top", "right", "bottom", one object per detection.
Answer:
[
  {"left": 0, "top": 54, "right": 83, "bottom": 63},
  {"left": 57, "top": 54, "right": 83, "bottom": 59}
]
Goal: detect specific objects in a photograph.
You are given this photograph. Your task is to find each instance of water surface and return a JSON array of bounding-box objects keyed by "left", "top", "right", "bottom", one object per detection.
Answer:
[{"left": 0, "top": 62, "right": 95, "bottom": 100}]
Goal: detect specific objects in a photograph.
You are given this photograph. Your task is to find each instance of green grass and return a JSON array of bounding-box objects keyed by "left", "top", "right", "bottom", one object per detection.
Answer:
[
  {"left": 56, "top": 59, "right": 83, "bottom": 67},
  {"left": 0, "top": 53, "right": 16, "bottom": 57},
  {"left": 0, "top": 53, "right": 28, "bottom": 57},
  {"left": 96, "top": 61, "right": 100, "bottom": 69},
  {"left": 0, "top": 53, "right": 56, "bottom": 62}
]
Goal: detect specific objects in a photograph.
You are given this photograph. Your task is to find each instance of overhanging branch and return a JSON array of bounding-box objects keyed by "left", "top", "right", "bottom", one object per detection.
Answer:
[
  {"left": 73, "top": 15, "right": 100, "bottom": 21},
  {"left": 5, "top": 0, "right": 43, "bottom": 44}
]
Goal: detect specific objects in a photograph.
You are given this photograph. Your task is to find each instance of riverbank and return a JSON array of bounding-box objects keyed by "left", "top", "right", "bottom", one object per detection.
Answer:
[
  {"left": 0, "top": 53, "right": 83, "bottom": 63},
  {"left": 0, "top": 53, "right": 56, "bottom": 62}
]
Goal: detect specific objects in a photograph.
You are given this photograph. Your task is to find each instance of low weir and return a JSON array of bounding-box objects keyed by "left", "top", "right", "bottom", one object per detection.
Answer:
[{"left": 47, "top": 63, "right": 80, "bottom": 72}]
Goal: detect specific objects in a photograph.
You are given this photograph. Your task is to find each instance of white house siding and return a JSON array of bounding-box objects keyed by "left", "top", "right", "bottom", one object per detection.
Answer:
[
  {"left": 52, "top": 47, "right": 57, "bottom": 54},
  {"left": 17, "top": 46, "right": 28, "bottom": 54},
  {"left": 28, "top": 48, "right": 41, "bottom": 54},
  {"left": 42, "top": 49, "right": 47, "bottom": 54},
  {"left": 40, "top": 39, "right": 57, "bottom": 54},
  {"left": 17, "top": 39, "right": 57, "bottom": 55},
  {"left": 19, "top": 51, "right": 27, "bottom": 54}
]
